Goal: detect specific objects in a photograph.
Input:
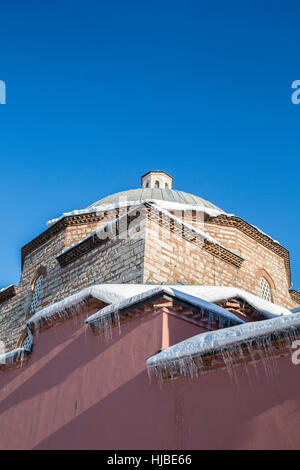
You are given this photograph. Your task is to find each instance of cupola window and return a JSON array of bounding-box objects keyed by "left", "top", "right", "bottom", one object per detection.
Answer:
[
  {"left": 260, "top": 277, "right": 272, "bottom": 302},
  {"left": 155, "top": 181, "right": 160, "bottom": 188}
]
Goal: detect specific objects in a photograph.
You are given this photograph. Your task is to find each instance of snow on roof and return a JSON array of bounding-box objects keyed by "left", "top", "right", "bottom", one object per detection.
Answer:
[
  {"left": 27, "top": 284, "right": 156, "bottom": 327},
  {"left": 27, "top": 282, "right": 290, "bottom": 331},
  {"left": 0, "top": 285, "right": 13, "bottom": 293},
  {"left": 57, "top": 205, "right": 147, "bottom": 258},
  {"left": 47, "top": 198, "right": 282, "bottom": 249},
  {"left": 0, "top": 348, "right": 27, "bottom": 366},
  {"left": 56, "top": 203, "right": 238, "bottom": 261},
  {"left": 147, "top": 310, "right": 300, "bottom": 369},
  {"left": 145, "top": 199, "right": 227, "bottom": 215},
  {"left": 151, "top": 203, "right": 229, "bottom": 248},
  {"left": 85, "top": 284, "right": 290, "bottom": 330},
  {"left": 85, "top": 286, "right": 245, "bottom": 326},
  {"left": 47, "top": 199, "right": 227, "bottom": 227},
  {"left": 0, "top": 327, "right": 33, "bottom": 367},
  {"left": 169, "top": 286, "right": 291, "bottom": 318}
]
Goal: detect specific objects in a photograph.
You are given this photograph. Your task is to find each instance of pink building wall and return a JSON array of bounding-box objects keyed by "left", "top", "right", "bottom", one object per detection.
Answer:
[{"left": 0, "top": 311, "right": 300, "bottom": 450}]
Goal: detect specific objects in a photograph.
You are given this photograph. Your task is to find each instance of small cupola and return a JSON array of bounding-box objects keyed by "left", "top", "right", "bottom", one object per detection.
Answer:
[{"left": 141, "top": 171, "right": 173, "bottom": 189}]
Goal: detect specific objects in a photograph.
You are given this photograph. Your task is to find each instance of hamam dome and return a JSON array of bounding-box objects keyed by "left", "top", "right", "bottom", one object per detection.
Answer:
[
  {"left": 47, "top": 171, "right": 225, "bottom": 226},
  {"left": 87, "top": 188, "right": 223, "bottom": 212},
  {"left": 86, "top": 171, "right": 224, "bottom": 213}
]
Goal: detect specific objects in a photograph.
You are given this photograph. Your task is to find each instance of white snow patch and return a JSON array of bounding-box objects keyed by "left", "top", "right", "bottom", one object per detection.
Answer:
[
  {"left": 25, "top": 282, "right": 290, "bottom": 339},
  {"left": 47, "top": 199, "right": 282, "bottom": 247},
  {"left": 150, "top": 204, "right": 228, "bottom": 248},
  {"left": 170, "top": 286, "right": 291, "bottom": 318},
  {"left": 26, "top": 284, "right": 156, "bottom": 327},
  {"left": 0, "top": 327, "right": 32, "bottom": 366},
  {"left": 57, "top": 203, "right": 238, "bottom": 260},
  {"left": 58, "top": 205, "right": 146, "bottom": 258},
  {"left": 85, "top": 286, "right": 245, "bottom": 326},
  {"left": 47, "top": 199, "right": 227, "bottom": 227},
  {"left": 147, "top": 310, "right": 300, "bottom": 368},
  {"left": 0, "top": 348, "right": 26, "bottom": 366},
  {"left": 0, "top": 285, "right": 14, "bottom": 293}
]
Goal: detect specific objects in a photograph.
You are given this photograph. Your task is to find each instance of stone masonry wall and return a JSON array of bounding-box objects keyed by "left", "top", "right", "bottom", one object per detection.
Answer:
[
  {"left": 0, "top": 218, "right": 145, "bottom": 351},
  {"left": 63, "top": 209, "right": 129, "bottom": 249},
  {"left": 143, "top": 214, "right": 295, "bottom": 309},
  {"left": 167, "top": 209, "right": 295, "bottom": 309},
  {"left": 0, "top": 230, "right": 66, "bottom": 350},
  {"left": 204, "top": 222, "right": 295, "bottom": 309},
  {"left": 143, "top": 216, "right": 239, "bottom": 286}
]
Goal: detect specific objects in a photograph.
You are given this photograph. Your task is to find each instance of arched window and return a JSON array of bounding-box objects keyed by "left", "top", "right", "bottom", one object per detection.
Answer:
[
  {"left": 29, "top": 275, "right": 44, "bottom": 315},
  {"left": 260, "top": 277, "right": 272, "bottom": 302},
  {"left": 155, "top": 181, "right": 160, "bottom": 188},
  {"left": 165, "top": 183, "right": 169, "bottom": 188},
  {"left": 16, "top": 327, "right": 33, "bottom": 351},
  {"left": 145, "top": 182, "right": 150, "bottom": 188}
]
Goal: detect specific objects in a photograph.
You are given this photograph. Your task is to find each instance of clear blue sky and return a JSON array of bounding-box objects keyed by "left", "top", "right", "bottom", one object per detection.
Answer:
[{"left": 0, "top": 1, "right": 299, "bottom": 290}]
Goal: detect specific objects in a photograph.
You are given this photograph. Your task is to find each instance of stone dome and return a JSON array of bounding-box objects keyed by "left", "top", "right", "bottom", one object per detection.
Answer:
[
  {"left": 87, "top": 187, "right": 223, "bottom": 212},
  {"left": 47, "top": 171, "right": 225, "bottom": 228}
]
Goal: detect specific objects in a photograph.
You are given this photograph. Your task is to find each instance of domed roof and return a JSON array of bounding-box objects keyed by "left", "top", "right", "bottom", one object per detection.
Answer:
[
  {"left": 47, "top": 171, "right": 226, "bottom": 227},
  {"left": 87, "top": 188, "right": 223, "bottom": 212}
]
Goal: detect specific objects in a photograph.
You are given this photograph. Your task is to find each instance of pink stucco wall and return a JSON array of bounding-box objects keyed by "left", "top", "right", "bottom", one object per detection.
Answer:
[{"left": 0, "top": 311, "right": 300, "bottom": 450}]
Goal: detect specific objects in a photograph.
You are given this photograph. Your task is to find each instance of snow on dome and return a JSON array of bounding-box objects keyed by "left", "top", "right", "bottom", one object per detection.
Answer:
[
  {"left": 47, "top": 187, "right": 227, "bottom": 227},
  {"left": 87, "top": 188, "right": 224, "bottom": 212},
  {"left": 44, "top": 172, "right": 282, "bottom": 249}
]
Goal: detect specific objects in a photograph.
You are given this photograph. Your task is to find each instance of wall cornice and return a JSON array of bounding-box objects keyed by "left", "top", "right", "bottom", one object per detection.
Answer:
[{"left": 0, "top": 285, "right": 18, "bottom": 306}]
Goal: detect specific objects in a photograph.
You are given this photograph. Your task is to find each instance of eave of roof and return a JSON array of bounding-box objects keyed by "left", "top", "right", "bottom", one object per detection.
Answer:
[
  {"left": 0, "top": 285, "right": 18, "bottom": 306},
  {"left": 85, "top": 286, "right": 244, "bottom": 328},
  {"left": 146, "top": 310, "right": 300, "bottom": 376}
]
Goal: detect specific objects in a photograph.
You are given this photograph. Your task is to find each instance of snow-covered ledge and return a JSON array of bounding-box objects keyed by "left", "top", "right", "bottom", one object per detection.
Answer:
[
  {"left": 0, "top": 327, "right": 33, "bottom": 369},
  {"left": 47, "top": 199, "right": 227, "bottom": 227},
  {"left": 85, "top": 286, "right": 244, "bottom": 337},
  {"left": 26, "top": 284, "right": 158, "bottom": 330},
  {"left": 147, "top": 312, "right": 300, "bottom": 380},
  {"left": 26, "top": 284, "right": 290, "bottom": 333}
]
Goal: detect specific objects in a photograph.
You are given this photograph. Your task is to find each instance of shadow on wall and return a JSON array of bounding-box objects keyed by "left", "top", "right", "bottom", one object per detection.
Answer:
[
  {"left": 1, "top": 312, "right": 300, "bottom": 449},
  {"left": 33, "top": 355, "right": 300, "bottom": 450},
  {"left": 0, "top": 315, "right": 159, "bottom": 419}
]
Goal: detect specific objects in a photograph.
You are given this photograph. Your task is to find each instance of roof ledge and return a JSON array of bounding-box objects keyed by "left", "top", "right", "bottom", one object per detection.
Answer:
[{"left": 0, "top": 285, "right": 18, "bottom": 305}]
